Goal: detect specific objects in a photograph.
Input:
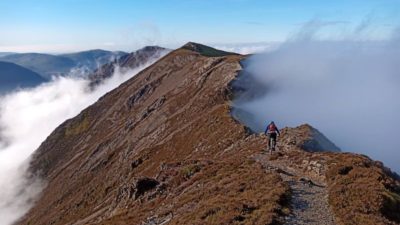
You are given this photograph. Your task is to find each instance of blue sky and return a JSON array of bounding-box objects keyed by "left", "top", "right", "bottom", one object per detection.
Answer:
[{"left": 0, "top": 0, "right": 399, "bottom": 53}]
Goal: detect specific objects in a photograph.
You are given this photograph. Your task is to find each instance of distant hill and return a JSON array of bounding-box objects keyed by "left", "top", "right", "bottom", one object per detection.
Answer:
[
  {"left": 0, "top": 50, "right": 128, "bottom": 79},
  {"left": 0, "top": 61, "right": 46, "bottom": 94},
  {"left": 0, "top": 52, "right": 15, "bottom": 57},
  {"left": 0, "top": 53, "right": 75, "bottom": 79},
  {"left": 60, "top": 49, "right": 127, "bottom": 71}
]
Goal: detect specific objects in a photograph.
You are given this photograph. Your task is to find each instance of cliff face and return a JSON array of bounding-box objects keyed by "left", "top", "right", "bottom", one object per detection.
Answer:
[{"left": 21, "top": 43, "right": 399, "bottom": 225}]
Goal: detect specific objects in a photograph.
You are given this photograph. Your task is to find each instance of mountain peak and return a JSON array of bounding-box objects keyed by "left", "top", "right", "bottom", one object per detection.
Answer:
[
  {"left": 137, "top": 46, "right": 166, "bottom": 52},
  {"left": 181, "top": 42, "right": 238, "bottom": 57}
]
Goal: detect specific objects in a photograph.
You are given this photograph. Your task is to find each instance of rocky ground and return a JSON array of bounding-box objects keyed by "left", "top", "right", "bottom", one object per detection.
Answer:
[{"left": 255, "top": 153, "right": 336, "bottom": 225}]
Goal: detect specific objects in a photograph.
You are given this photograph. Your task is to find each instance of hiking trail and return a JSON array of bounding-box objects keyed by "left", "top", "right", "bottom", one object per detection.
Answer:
[{"left": 255, "top": 153, "right": 337, "bottom": 225}]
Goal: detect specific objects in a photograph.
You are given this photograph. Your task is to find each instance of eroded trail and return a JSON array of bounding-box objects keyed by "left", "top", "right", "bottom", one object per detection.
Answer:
[{"left": 255, "top": 154, "right": 337, "bottom": 225}]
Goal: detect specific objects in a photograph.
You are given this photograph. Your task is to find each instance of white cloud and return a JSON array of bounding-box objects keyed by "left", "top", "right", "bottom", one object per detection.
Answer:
[{"left": 232, "top": 35, "right": 400, "bottom": 173}]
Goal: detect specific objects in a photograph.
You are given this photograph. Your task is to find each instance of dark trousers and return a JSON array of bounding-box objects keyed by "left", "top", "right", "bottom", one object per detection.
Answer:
[{"left": 268, "top": 133, "right": 277, "bottom": 148}]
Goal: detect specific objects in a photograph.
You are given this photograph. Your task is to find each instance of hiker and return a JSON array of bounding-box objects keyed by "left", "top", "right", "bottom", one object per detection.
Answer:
[{"left": 265, "top": 121, "right": 280, "bottom": 152}]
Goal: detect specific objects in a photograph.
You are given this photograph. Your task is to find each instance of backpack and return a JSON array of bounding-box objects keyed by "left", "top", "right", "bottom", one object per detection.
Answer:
[{"left": 268, "top": 124, "right": 277, "bottom": 132}]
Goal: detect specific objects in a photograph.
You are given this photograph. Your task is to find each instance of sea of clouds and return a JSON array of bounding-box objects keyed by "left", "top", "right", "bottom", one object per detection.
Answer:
[{"left": 232, "top": 21, "right": 400, "bottom": 173}]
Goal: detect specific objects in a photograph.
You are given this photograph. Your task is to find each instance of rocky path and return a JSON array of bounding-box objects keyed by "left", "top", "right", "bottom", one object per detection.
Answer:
[{"left": 255, "top": 153, "right": 337, "bottom": 225}]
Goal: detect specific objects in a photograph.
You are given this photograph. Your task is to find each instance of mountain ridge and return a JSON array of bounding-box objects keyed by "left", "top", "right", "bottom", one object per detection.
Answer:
[
  {"left": 0, "top": 53, "right": 76, "bottom": 79},
  {"left": 0, "top": 61, "right": 47, "bottom": 93},
  {"left": 60, "top": 49, "right": 128, "bottom": 72},
  {"left": 0, "top": 49, "right": 128, "bottom": 79},
  {"left": 89, "top": 46, "right": 169, "bottom": 86},
  {"left": 19, "top": 43, "right": 400, "bottom": 225},
  {"left": 182, "top": 42, "right": 239, "bottom": 57}
]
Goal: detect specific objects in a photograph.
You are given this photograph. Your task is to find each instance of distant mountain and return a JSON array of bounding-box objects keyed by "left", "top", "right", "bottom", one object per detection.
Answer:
[
  {"left": 0, "top": 50, "right": 128, "bottom": 79},
  {"left": 89, "top": 46, "right": 169, "bottom": 86},
  {"left": 0, "top": 61, "right": 46, "bottom": 94},
  {"left": 0, "top": 53, "right": 75, "bottom": 79},
  {"left": 60, "top": 49, "right": 128, "bottom": 73},
  {"left": 0, "top": 52, "right": 15, "bottom": 57}
]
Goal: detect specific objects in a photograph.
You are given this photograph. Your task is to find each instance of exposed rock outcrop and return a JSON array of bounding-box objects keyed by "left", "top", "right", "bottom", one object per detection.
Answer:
[{"left": 278, "top": 124, "right": 340, "bottom": 152}]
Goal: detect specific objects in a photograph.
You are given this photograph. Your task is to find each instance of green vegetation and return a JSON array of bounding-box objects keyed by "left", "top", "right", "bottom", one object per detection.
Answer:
[
  {"left": 181, "top": 164, "right": 201, "bottom": 179},
  {"left": 382, "top": 190, "right": 400, "bottom": 221},
  {"left": 65, "top": 112, "right": 90, "bottom": 136}
]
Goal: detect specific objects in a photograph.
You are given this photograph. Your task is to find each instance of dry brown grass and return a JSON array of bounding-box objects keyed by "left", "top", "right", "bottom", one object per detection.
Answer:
[
  {"left": 168, "top": 157, "right": 290, "bottom": 225},
  {"left": 325, "top": 153, "right": 400, "bottom": 225},
  {"left": 261, "top": 125, "right": 400, "bottom": 225},
  {"left": 100, "top": 155, "right": 290, "bottom": 225}
]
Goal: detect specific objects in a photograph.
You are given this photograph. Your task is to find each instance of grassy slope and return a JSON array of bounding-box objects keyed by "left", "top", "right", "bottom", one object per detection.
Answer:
[{"left": 21, "top": 48, "right": 289, "bottom": 225}]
